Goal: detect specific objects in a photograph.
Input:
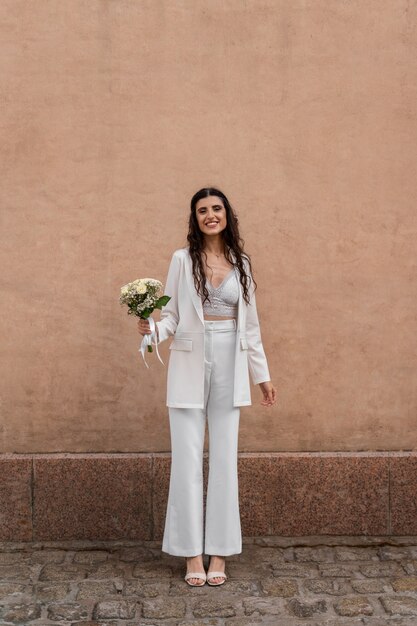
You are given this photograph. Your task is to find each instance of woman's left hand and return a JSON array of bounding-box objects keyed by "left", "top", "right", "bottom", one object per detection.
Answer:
[{"left": 259, "top": 381, "right": 277, "bottom": 406}]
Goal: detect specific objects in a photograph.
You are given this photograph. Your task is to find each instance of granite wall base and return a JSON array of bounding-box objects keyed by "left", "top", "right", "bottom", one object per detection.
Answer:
[{"left": 0, "top": 453, "right": 416, "bottom": 541}]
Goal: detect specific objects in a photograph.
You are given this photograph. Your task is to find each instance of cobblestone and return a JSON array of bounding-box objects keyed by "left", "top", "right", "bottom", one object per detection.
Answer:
[
  {"left": 391, "top": 576, "right": 417, "bottom": 592},
  {"left": 333, "top": 596, "right": 374, "bottom": 616},
  {"left": 379, "top": 595, "right": 417, "bottom": 616},
  {"left": 286, "top": 597, "right": 327, "bottom": 617},
  {"left": 0, "top": 536, "right": 417, "bottom": 624},
  {"left": 259, "top": 577, "right": 298, "bottom": 596}
]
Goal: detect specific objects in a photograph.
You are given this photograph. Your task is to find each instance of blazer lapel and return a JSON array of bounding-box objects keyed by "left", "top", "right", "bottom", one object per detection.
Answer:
[
  {"left": 237, "top": 271, "right": 243, "bottom": 331},
  {"left": 230, "top": 249, "right": 244, "bottom": 332},
  {"left": 184, "top": 249, "right": 205, "bottom": 326},
  {"left": 184, "top": 247, "right": 244, "bottom": 331}
]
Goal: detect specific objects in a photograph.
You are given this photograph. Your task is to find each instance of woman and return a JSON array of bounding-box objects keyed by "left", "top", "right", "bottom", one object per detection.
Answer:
[{"left": 138, "top": 187, "right": 277, "bottom": 587}]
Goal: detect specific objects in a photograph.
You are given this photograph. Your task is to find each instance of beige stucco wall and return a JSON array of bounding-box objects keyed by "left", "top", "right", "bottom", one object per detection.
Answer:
[{"left": 1, "top": 0, "right": 416, "bottom": 453}]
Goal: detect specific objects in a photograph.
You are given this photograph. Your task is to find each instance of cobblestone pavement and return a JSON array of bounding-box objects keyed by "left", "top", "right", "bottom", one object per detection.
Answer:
[{"left": 1, "top": 536, "right": 417, "bottom": 625}]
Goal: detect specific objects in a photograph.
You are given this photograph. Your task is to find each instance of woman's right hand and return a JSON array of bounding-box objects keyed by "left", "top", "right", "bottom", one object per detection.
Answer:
[{"left": 137, "top": 318, "right": 151, "bottom": 337}]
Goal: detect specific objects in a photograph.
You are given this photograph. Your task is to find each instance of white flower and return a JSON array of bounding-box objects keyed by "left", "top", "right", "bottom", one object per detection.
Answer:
[{"left": 136, "top": 281, "right": 147, "bottom": 294}]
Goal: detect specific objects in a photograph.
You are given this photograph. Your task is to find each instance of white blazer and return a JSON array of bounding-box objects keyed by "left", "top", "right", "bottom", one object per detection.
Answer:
[{"left": 155, "top": 247, "right": 271, "bottom": 408}]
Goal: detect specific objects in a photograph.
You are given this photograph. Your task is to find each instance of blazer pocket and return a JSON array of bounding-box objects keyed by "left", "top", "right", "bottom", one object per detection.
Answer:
[
  {"left": 240, "top": 337, "right": 248, "bottom": 350},
  {"left": 169, "top": 338, "right": 193, "bottom": 351}
]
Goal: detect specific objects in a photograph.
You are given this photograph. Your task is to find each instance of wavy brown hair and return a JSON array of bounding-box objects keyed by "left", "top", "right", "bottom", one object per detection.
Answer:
[{"left": 186, "top": 187, "right": 257, "bottom": 306}]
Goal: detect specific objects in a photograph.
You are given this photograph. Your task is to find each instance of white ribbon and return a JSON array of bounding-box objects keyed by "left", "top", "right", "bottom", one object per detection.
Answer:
[{"left": 139, "top": 315, "right": 165, "bottom": 368}]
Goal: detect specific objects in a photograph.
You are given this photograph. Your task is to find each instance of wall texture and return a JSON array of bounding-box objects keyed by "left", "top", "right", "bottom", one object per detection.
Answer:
[{"left": 1, "top": 0, "right": 416, "bottom": 454}]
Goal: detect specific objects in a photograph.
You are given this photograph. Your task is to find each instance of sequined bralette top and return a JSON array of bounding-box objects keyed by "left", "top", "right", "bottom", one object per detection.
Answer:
[{"left": 202, "top": 268, "right": 239, "bottom": 317}]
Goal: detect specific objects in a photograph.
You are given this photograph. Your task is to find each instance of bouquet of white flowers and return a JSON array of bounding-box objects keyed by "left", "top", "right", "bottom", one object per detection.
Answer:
[{"left": 119, "top": 278, "right": 171, "bottom": 368}]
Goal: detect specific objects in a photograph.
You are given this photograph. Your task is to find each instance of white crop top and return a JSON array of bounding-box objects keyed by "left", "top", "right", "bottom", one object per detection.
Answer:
[{"left": 202, "top": 268, "right": 239, "bottom": 317}]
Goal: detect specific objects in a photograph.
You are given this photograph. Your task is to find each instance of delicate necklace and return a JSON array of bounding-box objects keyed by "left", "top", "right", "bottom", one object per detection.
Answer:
[{"left": 206, "top": 249, "right": 223, "bottom": 259}]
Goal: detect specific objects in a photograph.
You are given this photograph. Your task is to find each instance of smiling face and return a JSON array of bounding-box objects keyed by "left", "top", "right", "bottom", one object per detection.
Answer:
[{"left": 195, "top": 195, "right": 227, "bottom": 238}]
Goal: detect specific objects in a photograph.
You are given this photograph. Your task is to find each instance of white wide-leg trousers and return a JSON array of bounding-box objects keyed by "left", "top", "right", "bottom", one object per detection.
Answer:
[{"left": 162, "top": 318, "right": 242, "bottom": 557}]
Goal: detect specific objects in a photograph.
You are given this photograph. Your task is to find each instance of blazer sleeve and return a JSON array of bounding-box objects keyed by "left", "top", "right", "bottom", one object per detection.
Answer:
[
  {"left": 153, "top": 252, "right": 181, "bottom": 344},
  {"left": 245, "top": 263, "right": 271, "bottom": 385}
]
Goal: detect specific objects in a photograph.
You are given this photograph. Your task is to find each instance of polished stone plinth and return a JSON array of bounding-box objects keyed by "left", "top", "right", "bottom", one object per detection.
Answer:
[{"left": 0, "top": 452, "right": 416, "bottom": 541}]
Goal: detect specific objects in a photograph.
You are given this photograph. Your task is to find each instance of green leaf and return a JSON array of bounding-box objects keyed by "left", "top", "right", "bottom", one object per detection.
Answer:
[{"left": 154, "top": 295, "right": 171, "bottom": 309}]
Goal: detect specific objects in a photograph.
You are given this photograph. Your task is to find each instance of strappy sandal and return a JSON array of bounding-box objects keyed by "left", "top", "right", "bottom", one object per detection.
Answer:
[
  {"left": 184, "top": 571, "right": 207, "bottom": 586},
  {"left": 207, "top": 570, "right": 227, "bottom": 585},
  {"left": 207, "top": 558, "right": 227, "bottom": 586}
]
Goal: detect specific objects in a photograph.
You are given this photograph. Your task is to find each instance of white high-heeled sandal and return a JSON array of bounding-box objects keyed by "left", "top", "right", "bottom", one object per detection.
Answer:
[
  {"left": 184, "top": 557, "right": 207, "bottom": 586},
  {"left": 184, "top": 571, "right": 207, "bottom": 586},
  {"left": 207, "top": 557, "right": 227, "bottom": 586},
  {"left": 207, "top": 570, "right": 227, "bottom": 585}
]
